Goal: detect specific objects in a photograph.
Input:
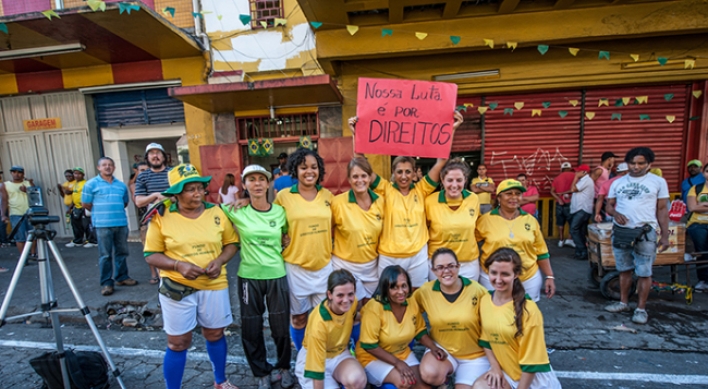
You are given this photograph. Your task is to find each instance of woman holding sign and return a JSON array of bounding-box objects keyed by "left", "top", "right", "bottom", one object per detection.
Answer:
[{"left": 349, "top": 111, "right": 464, "bottom": 289}]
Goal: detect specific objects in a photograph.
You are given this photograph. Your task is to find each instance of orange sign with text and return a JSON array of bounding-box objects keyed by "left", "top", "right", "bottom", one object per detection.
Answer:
[
  {"left": 23, "top": 117, "right": 62, "bottom": 131},
  {"left": 355, "top": 77, "right": 458, "bottom": 158}
]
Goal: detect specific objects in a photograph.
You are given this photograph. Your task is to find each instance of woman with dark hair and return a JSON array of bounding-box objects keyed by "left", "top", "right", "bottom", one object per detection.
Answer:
[
  {"left": 275, "top": 148, "right": 334, "bottom": 350},
  {"left": 295, "top": 269, "right": 367, "bottom": 389},
  {"left": 425, "top": 158, "right": 481, "bottom": 281},
  {"left": 474, "top": 248, "right": 561, "bottom": 389},
  {"left": 349, "top": 112, "right": 464, "bottom": 289},
  {"left": 356, "top": 265, "right": 437, "bottom": 389},
  {"left": 415, "top": 248, "right": 489, "bottom": 389},
  {"left": 686, "top": 162, "right": 708, "bottom": 291},
  {"left": 475, "top": 179, "right": 556, "bottom": 302},
  {"left": 219, "top": 173, "right": 239, "bottom": 204}
]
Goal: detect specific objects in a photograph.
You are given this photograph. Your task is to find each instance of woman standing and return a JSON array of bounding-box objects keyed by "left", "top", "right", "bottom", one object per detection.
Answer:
[
  {"left": 356, "top": 265, "right": 438, "bottom": 389},
  {"left": 474, "top": 248, "right": 561, "bottom": 389},
  {"left": 331, "top": 157, "right": 384, "bottom": 303},
  {"left": 219, "top": 173, "right": 239, "bottom": 204},
  {"left": 144, "top": 164, "right": 239, "bottom": 389},
  {"left": 475, "top": 179, "right": 556, "bottom": 302},
  {"left": 425, "top": 159, "right": 481, "bottom": 281},
  {"left": 414, "top": 248, "right": 490, "bottom": 389},
  {"left": 274, "top": 148, "right": 334, "bottom": 350},
  {"left": 349, "top": 111, "right": 464, "bottom": 289},
  {"left": 221, "top": 165, "right": 293, "bottom": 389},
  {"left": 295, "top": 270, "right": 367, "bottom": 389}
]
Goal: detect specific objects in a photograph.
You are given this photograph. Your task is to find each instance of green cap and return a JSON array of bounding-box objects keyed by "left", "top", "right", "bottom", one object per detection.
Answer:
[
  {"left": 73, "top": 167, "right": 85, "bottom": 174},
  {"left": 162, "top": 164, "right": 211, "bottom": 196},
  {"left": 688, "top": 159, "right": 703, "bottom": 168}
]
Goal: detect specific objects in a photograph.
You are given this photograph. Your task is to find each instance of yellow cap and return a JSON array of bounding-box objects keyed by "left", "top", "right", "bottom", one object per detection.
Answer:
[
  {"left": 163, "top": 164, "right": 211, "bottom": 195},
  {"left": 496, "top": 179, "right": 527, "bottom": 195}
]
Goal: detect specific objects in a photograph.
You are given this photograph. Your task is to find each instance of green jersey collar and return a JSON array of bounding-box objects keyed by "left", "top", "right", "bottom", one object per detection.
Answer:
[
  {"left": 489, "top": 207, "right": 528, "bottom": 216},
  {"left": 348, "top": 189, "right": 380, "bottom": 203},
  {"left": 432, "top": 276, "right": 471, "bottom": 291},
  {"left": 438, "top": 190, "right": 471, "bottom": 203},
  {"left": 169, "top": 201, "right": 215, "bottom": 213},
  {"left": 290, "top": 184, "right": 323, "bottom": 193}
]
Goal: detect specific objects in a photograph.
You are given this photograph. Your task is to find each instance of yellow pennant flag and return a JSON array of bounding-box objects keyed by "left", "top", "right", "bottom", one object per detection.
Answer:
[
  {"left": 478, "top": 107, "right": 488, "bottom": 115},
  {"left": 568, "top": 100, "right": 578, "bottom": 107},
  {"left": 274, "top": 18, "right": 287, "bottom": 26},
  {"left": 507, "top": 42, "right": 518, "bottom": 50},
  {"left": 693, "top": 90, "right": 703, "bottom": 99},
  {"left": 532, "top": 109, "right": 542, "bottom": 117},
  {"left": 666, "top": 115, "right": 676, "bottom": 123},
  {"left": 514, "top": 102, "right": 524, "bottom": 110},
  {"left": 568, "top": 47, "right": 580, "bottom": 56},
  {"left": 598, "top": 98, "right": 609, "bottom": 107},
  {"left": 463, "top": 103, "right": 474, "bottom": 108},
  {"left": 621, "top": 97, "right": 630, "bottom": 105},
  {"left": 260, "top": 21, "right": 268, "bottom": 29},
  {"left": 415, "top": 32, "right": 427, "bottom": 40},
  {"left": 636, "top": 96, "right": 648, "bottom": 104},
  {"left": 630, "top": 54, "right": 640, "bottom": 62},
  {"left": 346, "top": 25, "right": 359, "bottom": 35},
  {"left": 685, "top": 59, "right": 696, "bottom": 69},
  {"left": 483, "top": 39, "right": 495, "bottom": 49},
  {"left": 586, "top": 112, "right": 595, "bottom": 120}
]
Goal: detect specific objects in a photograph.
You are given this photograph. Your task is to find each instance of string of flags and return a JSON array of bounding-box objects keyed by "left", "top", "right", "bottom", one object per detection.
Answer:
[{"left": 454, "top": 92, "right": 703, "bottom": 123}]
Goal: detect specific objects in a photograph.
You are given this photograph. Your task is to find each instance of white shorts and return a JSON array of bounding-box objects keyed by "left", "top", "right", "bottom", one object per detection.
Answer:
[
  {"left": 331, "top": 254, "right": 379, "bottom": 300},
  {"left": 479, "top": 268, "right": 543, "bottom": 302},
  {"left": 159, "top": 287, "right": 233, "bottom": 336},
  {"left": 503, "top": 369, "right": 562, "bottom": 389},
  {"left": 428, "top": 259, "right": 480, "bottom": 282},
  {"left": 424, "top": 343, "right": 490, "bottom": 385},
  {"left": 379, "top": 245, "right": 429, "bottom": 288},
  {"left": 295, "top": 348, "right": 356, "bottom": 389},
  {"left": 286, "top": 262, "right": 331, "bottom": 315},
  {"left": 364, "top": 352, "right": 419, "bottom": 386}
]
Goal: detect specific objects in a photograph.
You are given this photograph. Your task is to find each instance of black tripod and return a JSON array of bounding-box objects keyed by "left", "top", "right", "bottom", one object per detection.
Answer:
[{"left": 0, "top": 217, "right": 126, "bottom": 389}]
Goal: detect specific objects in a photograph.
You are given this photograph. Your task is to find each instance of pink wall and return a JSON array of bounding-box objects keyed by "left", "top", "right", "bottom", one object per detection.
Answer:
[{"left": 2, "top": 0, "right": 52, "bottom": 15}]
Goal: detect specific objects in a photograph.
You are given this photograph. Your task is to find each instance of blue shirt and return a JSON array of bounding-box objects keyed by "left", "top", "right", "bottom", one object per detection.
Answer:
[
  {"left": 682, "top": 174, "right": 706, "bottom": 203},
  {"left": 273, "top": 175, "right": 297, "bottom": 192},
  {"left": 82, "top": 176, "right": 129, "bottom": 228}
]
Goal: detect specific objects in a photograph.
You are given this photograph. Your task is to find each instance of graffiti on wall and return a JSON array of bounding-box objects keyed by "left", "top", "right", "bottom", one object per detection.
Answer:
[{"left": 489, "top": 147, "right": 569, "bottom": 192}]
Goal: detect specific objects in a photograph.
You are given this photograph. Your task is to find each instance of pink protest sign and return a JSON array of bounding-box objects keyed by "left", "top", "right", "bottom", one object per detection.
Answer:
[{"left": 355, "top": 77, "right": 458, "bottom": 158}]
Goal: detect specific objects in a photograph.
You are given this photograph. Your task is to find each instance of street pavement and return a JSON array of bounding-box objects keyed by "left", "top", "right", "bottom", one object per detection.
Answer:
[{"left": 1, "top": 235, "right": 708, "bottom": 388}]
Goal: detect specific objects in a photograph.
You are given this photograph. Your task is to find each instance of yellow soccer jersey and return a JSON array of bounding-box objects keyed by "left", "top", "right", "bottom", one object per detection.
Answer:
[
  {"left": 62, "top": 181, "right": 74, "bottom": 206},
  {"left": 688, "top": 185, "right": 708, "bottom": 227},
  {"left": 332, "top": 189, "right": 384, "bottom": 263},
  {"left": 72, "top": 180, "right": 86, "bottom": 208},
  {"left": 355, "top": 297, "right": 427, "bottom": 367},
  {"left": 413, "top": 277, "right": 488, "bottom": 360},
  {"left": 371, "top": 175, "right": 437, "bottom": 258},
  {"left": 475, "top": 209, "right": 549, "bottom": 282},
  {"left": 144, "top": 202, "right": 238, "bottom": 290},
  {"left": 303, "top": 298, "right": 359, "bottom": 380},
  {"left": 471, "top": 177, "right": 495, "bottom": 205},
  {"left": 275, "top": 185, "right": 333, "bottom": 271},
  {"left": 478, "top": 292, "right": 551, "bottom": 381},
  {"left": 425, "top": 190, "right": 481, "bottom": 260}
]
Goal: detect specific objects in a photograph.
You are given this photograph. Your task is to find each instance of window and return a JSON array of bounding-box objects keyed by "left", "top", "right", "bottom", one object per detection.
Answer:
[
  {"left": 250, "top": 0, "right": 284, "bottom": 28},
  {"left": 237, "top": 113, "right": 318, "bottom": 140}
]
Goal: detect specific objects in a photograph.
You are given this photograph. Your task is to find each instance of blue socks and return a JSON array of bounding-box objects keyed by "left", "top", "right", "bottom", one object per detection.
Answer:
[
  {"left": 351, "top": 322, "right": 361, "bottom": 345},
  {"left": 206, "top": 336, "right": 228, "bottom": 384},
  {"left": 290, "top": 325, "right": 305, "bottom": 351},
  {"left": 163, "top": 348, "right": 187, "bottom": 389}
]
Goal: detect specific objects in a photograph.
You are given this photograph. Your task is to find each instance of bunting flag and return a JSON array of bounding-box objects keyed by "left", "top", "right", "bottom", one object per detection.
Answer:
[
  {"left": 310, "top": 21, "right": 323, "bottom": 29},
  {"left": 542, "top": 101, "right": 551, "bottom": 108},
  {"left": 598, "top": 98, "right": 609, "bottom": 107},
  {"left": 274, "top": 18, "right": 287, "bottom": 26},
  {"left": 657, "top": 57, "right": 668, "bottom": 66},
  {"left": 415, "top": 32, "right": 428, "bottom": 40},
  {"left": 239, "top": 14, "right": 251, "bottom": 25},
  {"left": 585, "top": 112, "right": 595, "bottom": 120},
  {"left": 504, "top": 108, "right": 514, "bottom": 116},
  {"left": 664, "top": 93, "right": 674, "bottom": 101},
  {"left": 450, "top": 36, "right": 461, "bottom": 45},
  {"left": 622, "top": 97, "right": 631, "bottom": 105},
  {"left": 260, "top": 21, "right": 268, "bottom": 29},
  {"left": 162, "top": 6, "right": 175, "bottom": 17},
  {"left": 611, "top": 113, "right": 622, "bottom": 121},
  {"left": 88, "top": 0, "right": 106, "bottom": 12},
  {"left": 484, "top": 39, "right": 494, "bottom": 48},
  {"left": 0, "top": 23, "right": 7, "bottom": 34},
  {"left": 537, "top": 45, "right": 549, "bottom": 55},
  {"left": 598, "top": 51, "right": 610, "bottom": 60},
  {"left": 639, "top": 114, "right": 651, "bottom": 121},
  {"left": 456, "top": 105, "right": 467, "bottom": 112},
  {"left": 666, "top": 115, "right": 676, "bottom": 123},
  {"left": 636, "top": 96, "right": 648, "bottom": 104},
  {"left": 531, "top": 109, "right": 542, "bottom": 117},
  {"left": 118, "top": 3, "right": 139, "bottom": 14},
  {"left": 514, "top": 102, "right": 524, "bottom": 110},
  {"left": 630, "top": 54, "right": 640, "bottom": 62},
  {"left": 478, "top": 106, "right": 488, "bottom": 115},
  {"left": 568, "top": 100, "right": 579, "bottom": 107},
  {"left": 507, "top": 42, "right": 517, "bottom": 50},
  {"left": 299, "top": 136, "right": 313, "bottom": 150},
  {"left": 346, "top": 25, "right": 359, "bottom": 35},
  {"left": 568, "top": 47, "right": 579, "bottom": 56},
  {"left": 192, "top": 12, "right": 203, "bottom": 18},
  {"left": 685, "top": 59, "right": 696, "bottom": 69},
  {"left": 217, "top": 15, "right": 223, "bottom": 20},
  {"left": 693, "top": 90, "right": 703, "bottom": 99},
  {"left": 690, "top": 116, "right": 701, "bottom": 121},
  {"left": 488, "top": 102, "right": 499, "bottom": 110},
  {"left": 558, "top": 111, "right": 568, "bottom": 118},
  {"left": 463, "top": 103, "right": 475, "bottom": 108},
  {"left": 41, "top": 9, "right": 60, "bottom": 19},
  {"left": 614, "top": 99, "right": 624, "bottom": 107},
  {"left": 382, "top": 28, "right": 393, "bottom": 37}
]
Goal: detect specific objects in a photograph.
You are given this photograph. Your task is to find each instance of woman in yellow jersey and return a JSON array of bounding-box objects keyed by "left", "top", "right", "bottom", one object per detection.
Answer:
[
  {"left": 274, "top": 148, "right": 334, "bottom": 351},
  {"left": 348, "top": 112, "right": 464, "bottom": 288},
  {"left": 425, "top": 158, "right": 481, "bottom": 281},
  {"left": 356, "top": 265, "right": 439, "bottom": 389},
  {"left": 415, "top": 248, "right": 490, "bottom": 389},
  {"left": 475, "top": 179, "right": 556, "bottom": 302},
  {"left": 331, "top": 157, "right": 384, "bottom": 303},
  {"left": 295, "top": 270, "right": 367, "bottom": 389},
  {"left": 686, "top": 162, "right": 708, "bottom": 290},
  {"left": 474, "top": 249, "right": 561, "bottom": 389},
  {"left": 144, "top": 164, "right": 239, "bottom": 389}
]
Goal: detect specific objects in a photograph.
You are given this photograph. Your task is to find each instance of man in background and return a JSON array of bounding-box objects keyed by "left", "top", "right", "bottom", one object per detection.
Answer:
[
  {"left": 569, "top": 164, "right": 595, "bottom": 260},
  {"left": 682, "top": 159, "right": 705, "bottom": 203},
  {"left": 1, "top": 166, "right": 36, "bottom": 259},
  {"left": 67, "top": 167, "right": 97, "bottom": 248},
  {"left": 594, "top": 162, "right": 629, "bottom": 223},
  {"left": 470, "top": 164, "right": 495, "bottom": 214},
  {"left": 551, "top": 162, "right": 575, "bottom": 247}
]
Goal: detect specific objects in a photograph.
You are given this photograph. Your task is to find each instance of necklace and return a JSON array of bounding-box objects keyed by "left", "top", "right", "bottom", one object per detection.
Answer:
[{"left": 500, "top": 210, "right": 520, "bottom": 238}]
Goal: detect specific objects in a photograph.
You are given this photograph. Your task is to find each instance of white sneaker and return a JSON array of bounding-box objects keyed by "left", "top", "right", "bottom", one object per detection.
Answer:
[
  {"left": 564, "top": 239, "right": 576, "bottom": 248},
  {"left": 557, "top": 240, "right": 564, "bottom": 248},
  {"left": 83, "top": 243, "right": 96, "bottom": 248},
  {"left": 65, "top": 242, "right": 82, "bottom": 248},
  {"left": 694, "top": 280, "right": 708, "bottom": 291}
]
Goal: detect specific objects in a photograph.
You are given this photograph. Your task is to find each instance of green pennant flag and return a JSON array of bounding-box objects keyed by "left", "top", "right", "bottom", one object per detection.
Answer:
[
  {"left": 450, "top": 36, "right": 461, "bottom": 45},
  {"left": 639, "top": 114, "right": 650, "bottom": 121},
  {"left": 690, "top": 116, "right": 700, "bottom": 121},
  {"left": 248, "top": 139, "right": 260, "bottom": 156},
  {"left": 664, "top": 93, "right": 674, "bottom": 101},
  {"left": 598, "top": 51, "right": 610, "bottom": 60},
  {"left": 542, "top": 101, "right": 551, "bottom": 109},
  {"left": 503, "top": 108, "right": 514, "bottom": 116},
  {"left": 239, "top": 14, "right": 251, "bottom": 25},
  {"left": 558, "top": 110, "right": 568, "bottom": 118},
  {"left": 611, "top": 113, "right": 622, "bottom": 121},
  {"left": 299, "top": 136, "right": 313, "bottom": 150},
  {"left": 537, "top": 45, "right": 549, "bottom": 55},
  {"left": 310, "top": 21, "right": 323, "bottom": 29},
  {"left": 614, "top": 99, "right": 624, "bottom": 107},
  {"left": 488, "top": 102, "right": 498, "bottom": 110},
  {"left": 456, "top": 105, "right": 468, "bottom": 112},
  {"left": 657, "top": 57, "right": 668, "bottom": 66},
  {"left": 382, "top": 29, "right": 393, "bottom": 37}
]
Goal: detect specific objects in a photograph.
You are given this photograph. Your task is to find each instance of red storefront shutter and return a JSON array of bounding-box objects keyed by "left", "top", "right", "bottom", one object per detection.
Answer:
[
  {"left": 318, "top": 136, "right": 354, "bottom": 195},
  {"left": 453, "top": 97, "right": 483, "bottom": 153},
  {"left": 200, "top": 144, "right": 243, "bottom": 203},
  {"left": 582, "top": 84, "right": 690, "bottom": 191},
  {"left": 483, "top": 91, "right": 583, "bottom": 195}
]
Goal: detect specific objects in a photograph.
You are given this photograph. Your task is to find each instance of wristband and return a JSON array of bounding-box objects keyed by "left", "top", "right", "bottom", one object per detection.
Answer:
[
  {"left": 546, "top": 276, "right": 555, "bottom": 280},
  {"left": 173, "top": 260, "right": 180, "bottom": 272}
]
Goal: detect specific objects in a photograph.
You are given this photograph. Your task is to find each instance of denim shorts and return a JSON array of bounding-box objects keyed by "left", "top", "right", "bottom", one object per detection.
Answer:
[
  {"left": 612, "top": 227, "right": 657, "bottom": 277},
  {"left": 555, "top": 203, "right": 571, "bottom": 226},
  {"left": 10, "top": 215, "right": 30, "bottom": 242}
]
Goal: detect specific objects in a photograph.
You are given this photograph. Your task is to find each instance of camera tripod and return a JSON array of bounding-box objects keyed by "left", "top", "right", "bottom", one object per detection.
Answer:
[{"left": 0, "top": 219, "right": 126, "bottom": 389}]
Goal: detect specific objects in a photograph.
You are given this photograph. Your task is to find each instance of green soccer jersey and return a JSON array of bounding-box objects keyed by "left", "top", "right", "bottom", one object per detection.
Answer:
[{"left": 221, "top": 203, "right": 288, "bottom": 280}]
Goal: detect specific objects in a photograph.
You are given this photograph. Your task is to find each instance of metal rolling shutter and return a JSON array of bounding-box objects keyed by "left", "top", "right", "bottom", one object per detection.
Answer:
[
  {"left": 453, "top": 96, "right": 483, "bottom": 153},
  {"left": 94, "top": 88, "right": 185, "bottom": 128},
  {"left": 483, "top": 91, "right": 583, "bottom": 195},
  {"left": 582, "top": 85, "right": 689, "bottom": 191}
]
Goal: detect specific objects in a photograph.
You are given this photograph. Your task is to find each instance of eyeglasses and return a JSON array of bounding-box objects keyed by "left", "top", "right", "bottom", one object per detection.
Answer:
[{"left": 432, "top": 263, "right": 459, "bottom": 273}]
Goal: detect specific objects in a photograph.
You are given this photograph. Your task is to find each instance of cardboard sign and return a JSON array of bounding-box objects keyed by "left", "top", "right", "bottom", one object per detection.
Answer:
[
  {"left": 355, "top": 77, "right": 458, "bottom": 158},
  {"left": 23, "top": 117, "right": 62, "bottom": 131}
]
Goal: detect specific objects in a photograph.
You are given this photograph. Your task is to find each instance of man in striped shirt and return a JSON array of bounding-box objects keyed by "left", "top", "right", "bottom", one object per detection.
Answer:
[{"left": 82, "top": 157, "right": 135, "bottom": 296}]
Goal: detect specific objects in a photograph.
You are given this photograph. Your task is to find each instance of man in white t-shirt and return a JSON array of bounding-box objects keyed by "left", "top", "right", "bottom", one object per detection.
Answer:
[
  {"left": 604, "top": 147, "right": 669, "bottom": 325},
  {"left": 569, "top": 164, "right": 595, "bottom": 260}
]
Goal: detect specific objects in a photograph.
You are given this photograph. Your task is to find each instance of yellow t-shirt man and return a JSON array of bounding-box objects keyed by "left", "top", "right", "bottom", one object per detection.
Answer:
[
  {"left": 471, "top": 177, "right": 495, "bottom": 205},
  {"left": 72, "top": 180, "right": 86, "bottom": 209},
  {"left": 687, "top": 185, "right": 708, "bottom": 227},
  {"left": 303, "top": 299, "right": 358, "bottom": 380},
  {"left": 425, "top": 190, "right": 481, "bottom": 260},
  {"left": 331, "top": 189, "right": 384, "bottom": 263}
]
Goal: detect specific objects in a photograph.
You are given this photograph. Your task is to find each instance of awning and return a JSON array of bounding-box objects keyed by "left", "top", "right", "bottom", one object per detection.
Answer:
[
  {"left": 0, "top": 4, "right": 202, "bottom": 74},
  {"left": 169, "top": 75, "right": 343, "bottom": 113}
]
